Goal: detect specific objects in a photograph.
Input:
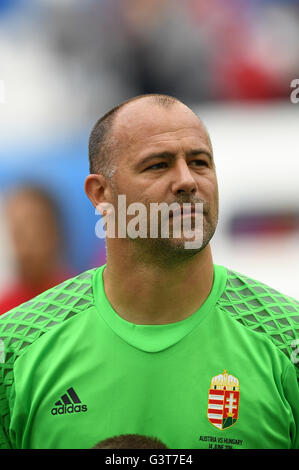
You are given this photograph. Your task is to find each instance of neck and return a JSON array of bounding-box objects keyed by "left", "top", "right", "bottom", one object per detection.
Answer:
[{"left": 102, "top": 241, "right": 214, "bottom": 325}]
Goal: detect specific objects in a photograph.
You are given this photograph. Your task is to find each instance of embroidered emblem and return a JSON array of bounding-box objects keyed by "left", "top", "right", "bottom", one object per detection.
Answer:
[{"left": 207, "top": 370, "right": 240, "bottom": 430}]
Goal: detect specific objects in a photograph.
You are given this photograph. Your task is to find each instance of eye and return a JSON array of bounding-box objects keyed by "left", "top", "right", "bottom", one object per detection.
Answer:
[
  {"left": 190, "top": 159, "right": 208, "bottom": 167},
  {"left": 145, "top": 162, "right": 168, "bottom": 170}
]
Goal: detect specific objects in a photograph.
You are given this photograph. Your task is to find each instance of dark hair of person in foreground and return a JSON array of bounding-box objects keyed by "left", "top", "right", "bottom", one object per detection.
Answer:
[{"left": 92, "top": 433, "right": 169, "bottom": 449}]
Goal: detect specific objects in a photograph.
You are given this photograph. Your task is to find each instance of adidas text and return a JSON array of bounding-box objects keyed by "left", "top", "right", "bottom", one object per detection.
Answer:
[{"left": 51, "top": 404, "right": 88, "bottom": 415}]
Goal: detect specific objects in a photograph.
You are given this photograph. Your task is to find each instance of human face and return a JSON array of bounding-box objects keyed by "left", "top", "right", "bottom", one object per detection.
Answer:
[
  {"left": 107, "top": 100, "right": 219, "bottom": 255},
  {"left": 5, "top": 192, "right": 60, "bottom": 280}
]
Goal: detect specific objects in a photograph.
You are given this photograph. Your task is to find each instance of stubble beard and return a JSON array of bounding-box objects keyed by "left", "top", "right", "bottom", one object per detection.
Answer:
[
  {"left": 139, "top": 212, "right": 218, "bottom": 266},
  {"left": 125, "top": 203, "right": 219, "bottom": 268},
  {"left": 108, "top": 182, "right": 218, "bottom": 267}
]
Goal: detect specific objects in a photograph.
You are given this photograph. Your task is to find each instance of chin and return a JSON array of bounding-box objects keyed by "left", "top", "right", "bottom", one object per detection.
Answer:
[{"left": 158, "top": 236, "right": 209, "bottom": 256}]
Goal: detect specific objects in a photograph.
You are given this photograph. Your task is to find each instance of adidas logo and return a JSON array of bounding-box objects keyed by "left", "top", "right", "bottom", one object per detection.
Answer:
[{"left": 51, "top": 387, "right": 87, "bottom": 415}]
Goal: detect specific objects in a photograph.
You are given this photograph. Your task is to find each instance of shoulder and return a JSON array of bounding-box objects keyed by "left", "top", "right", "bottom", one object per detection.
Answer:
[
  {"left": 217, "top": 266, "right": 299, "bottom": 376},
  {"left": 0, "top": 267, "right": 98, "bottom": 448},
  {"left": 0, "top": 267, "right": 97, "bottom": 364}
]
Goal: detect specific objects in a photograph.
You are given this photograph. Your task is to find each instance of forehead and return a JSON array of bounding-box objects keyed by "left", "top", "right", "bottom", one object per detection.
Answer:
[{"left": 113, "top": 100, "right": 211, "bottom": 156}]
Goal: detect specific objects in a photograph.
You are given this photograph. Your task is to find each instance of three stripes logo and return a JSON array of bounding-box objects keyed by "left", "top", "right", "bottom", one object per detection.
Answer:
[{"left": 51, "top": 387, "right": 87, "bottom": 415}]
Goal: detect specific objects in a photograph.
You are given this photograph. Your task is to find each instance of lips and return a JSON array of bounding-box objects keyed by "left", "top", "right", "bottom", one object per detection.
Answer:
[{"left": 170, "top": 204, "right": 205, "bottom": 217}]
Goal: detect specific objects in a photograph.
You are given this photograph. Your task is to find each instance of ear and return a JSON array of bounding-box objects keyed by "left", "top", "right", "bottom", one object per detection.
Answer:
[{"left": 84, "top": 174, "right": 109, "bottom": 209}]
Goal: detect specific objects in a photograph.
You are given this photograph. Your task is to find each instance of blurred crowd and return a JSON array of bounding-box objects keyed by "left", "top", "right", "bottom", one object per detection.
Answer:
[{"left": 1, "top": 0, "right": 299, "bottom": 130}]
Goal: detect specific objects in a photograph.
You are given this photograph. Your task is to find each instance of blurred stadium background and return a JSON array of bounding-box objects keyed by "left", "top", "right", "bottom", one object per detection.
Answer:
[{"left": 0, "top": 0, "right": 298, "bottom": 306}]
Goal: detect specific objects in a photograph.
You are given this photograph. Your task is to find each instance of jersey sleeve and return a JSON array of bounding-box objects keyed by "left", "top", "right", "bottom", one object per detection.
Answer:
[
  {"left": 0, "top": 342, "right": 13, "bottom": 449},
  {"left": 218, "top": 268, "right": 299, "bottom": 383},
  {"left": 283, "top": 362, "right": 299, "bottom": 449},
  {"left": 0, "top": 269, "right": 96, "bottom": 449}
]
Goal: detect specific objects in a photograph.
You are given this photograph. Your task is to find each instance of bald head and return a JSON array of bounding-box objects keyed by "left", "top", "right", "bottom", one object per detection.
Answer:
[{"left": 88, "top": 94, "right": 212, "bottom": 177}]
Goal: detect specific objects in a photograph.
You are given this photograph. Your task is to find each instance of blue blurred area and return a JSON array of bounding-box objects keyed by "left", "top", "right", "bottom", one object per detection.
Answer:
[
  {"left": 0, "top": 135, "right": 105, "bottom": 273},
  {"left": 0, "top": 0, "right": 22, "bottom": 15}
]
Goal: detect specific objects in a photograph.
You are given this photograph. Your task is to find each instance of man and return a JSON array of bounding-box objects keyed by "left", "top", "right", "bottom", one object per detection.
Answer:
[
  {"left": 0, "top": 185, "right": 69, "bottom": 315},
  {"left": 0, "top": 94, "right": 298, "bottom": 449}
]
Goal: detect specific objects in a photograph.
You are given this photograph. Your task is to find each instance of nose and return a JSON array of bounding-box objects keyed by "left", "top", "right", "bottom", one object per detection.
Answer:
[{"left": 171, "top": 160, "right": 197, "bottom": 196}]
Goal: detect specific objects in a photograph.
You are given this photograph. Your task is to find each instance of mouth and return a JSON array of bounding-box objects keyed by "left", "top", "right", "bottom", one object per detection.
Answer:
[{"left": 170, "top": 203, "right": 206, "bottom": 218}]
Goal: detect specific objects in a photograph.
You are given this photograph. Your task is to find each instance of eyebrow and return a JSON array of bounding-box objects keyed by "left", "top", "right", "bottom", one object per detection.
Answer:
[{"left": 137, "top": 149, "right": 213, "bottom": 168}]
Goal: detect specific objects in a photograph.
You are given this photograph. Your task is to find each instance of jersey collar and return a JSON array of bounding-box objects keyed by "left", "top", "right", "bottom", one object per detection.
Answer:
[{"left": 93, "top": 264, "right": 227, "bottom": 352}]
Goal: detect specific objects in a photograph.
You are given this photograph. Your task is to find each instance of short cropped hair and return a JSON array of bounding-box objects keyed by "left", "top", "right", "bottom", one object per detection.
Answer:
[
  {"left": 92, "top": 433, "right": 169, "bottom": 449},
  {"left": 88, "top": 94, "right": 181, "bottom": 177}
]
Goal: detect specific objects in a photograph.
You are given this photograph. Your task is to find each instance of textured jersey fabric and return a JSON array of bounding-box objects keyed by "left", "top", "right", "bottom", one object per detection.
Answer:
[
  {"left": 0, "top": 264, "right": 298, "bottom": 449},
  {"left": 0, "top": 272, "right": 70, "bottom": 316}
]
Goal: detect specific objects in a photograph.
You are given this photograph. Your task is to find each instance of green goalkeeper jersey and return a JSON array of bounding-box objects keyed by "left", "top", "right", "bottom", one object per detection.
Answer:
[{"left": 0, "top": 264, "right": 298, "bottom": 449}]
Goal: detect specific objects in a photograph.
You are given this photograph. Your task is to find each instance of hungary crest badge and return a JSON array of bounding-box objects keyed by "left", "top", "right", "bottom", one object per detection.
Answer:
[{"left": 207, "top": 370, "right": 240, "bottom": 430}]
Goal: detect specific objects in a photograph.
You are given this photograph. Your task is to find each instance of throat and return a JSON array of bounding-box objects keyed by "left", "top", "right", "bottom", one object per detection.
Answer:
[{"left": 103, "top": 247, "right": 214, "bottom": 325}]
